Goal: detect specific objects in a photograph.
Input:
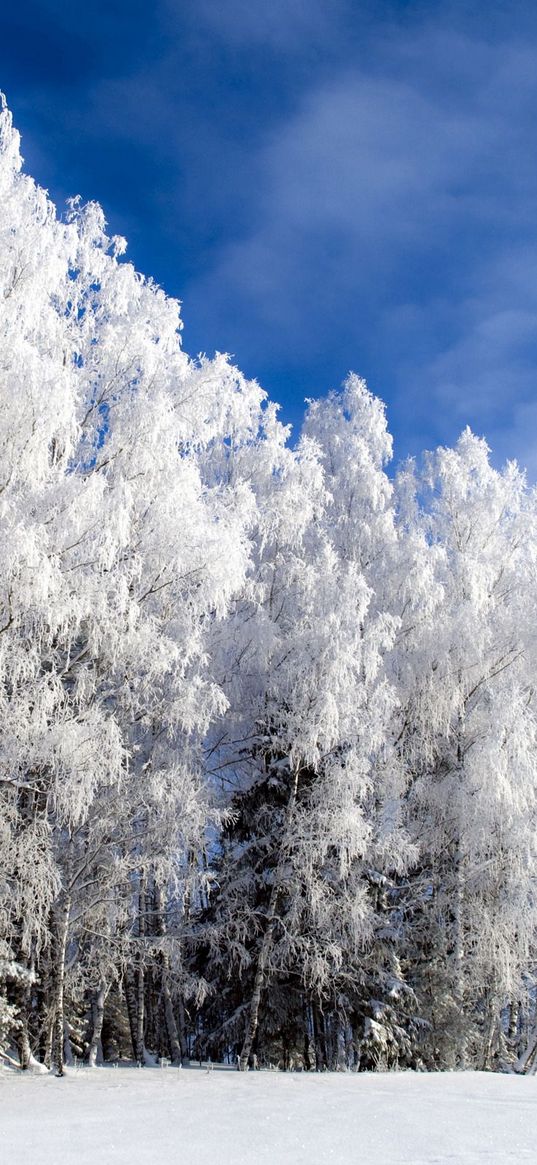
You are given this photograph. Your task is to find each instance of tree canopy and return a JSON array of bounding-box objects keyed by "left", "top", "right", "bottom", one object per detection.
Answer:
[{"left": 1, "top": 98, "right": 537, "bottom": 1076}]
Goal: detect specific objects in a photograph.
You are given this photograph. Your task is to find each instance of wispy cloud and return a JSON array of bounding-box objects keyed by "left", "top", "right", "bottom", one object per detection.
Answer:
[
  {"left": 181, "top": 21, "right": 537, "bottom": 466},
  {"left": 177, "top": 0, "right": 350, "bottom": 49},
  {"left": 6, "top": 2, "right": 537, "bottom": 470}
]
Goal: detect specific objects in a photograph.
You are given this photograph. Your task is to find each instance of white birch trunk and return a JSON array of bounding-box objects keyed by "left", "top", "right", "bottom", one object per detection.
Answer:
[
  {"left": 135, "top": 873, "right": 146, "bottom": 1064},
  {"left": 51, "top": 892, "right": 71, "bottom": 1077},
  {"left": 88, "top": 981, "right": 107, "bottom": 1067}
]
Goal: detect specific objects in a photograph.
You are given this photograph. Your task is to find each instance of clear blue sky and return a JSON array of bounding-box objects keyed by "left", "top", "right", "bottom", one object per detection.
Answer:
[{"left": 3, "top": 1, "right": 537, "bottom": 470}]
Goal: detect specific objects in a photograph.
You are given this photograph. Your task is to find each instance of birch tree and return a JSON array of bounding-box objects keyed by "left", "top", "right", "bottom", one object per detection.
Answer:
[{"left": 393, "top": 432, "right": 537, "bottom": 1067}]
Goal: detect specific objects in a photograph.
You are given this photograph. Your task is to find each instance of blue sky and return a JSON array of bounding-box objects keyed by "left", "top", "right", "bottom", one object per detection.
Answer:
[{"left": 3, "top": 0, "right": 537, "bottom": 470}]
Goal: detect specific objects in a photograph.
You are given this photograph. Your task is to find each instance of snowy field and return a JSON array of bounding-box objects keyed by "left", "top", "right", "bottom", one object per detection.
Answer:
[{"left": 1, "top": 1066, "right": 535, "bottom": 1165}]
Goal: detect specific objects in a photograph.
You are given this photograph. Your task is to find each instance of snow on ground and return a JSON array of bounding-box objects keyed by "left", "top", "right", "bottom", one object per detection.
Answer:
[{"left": 1, "top": 1065, "right": 535, "bottom": 1165}]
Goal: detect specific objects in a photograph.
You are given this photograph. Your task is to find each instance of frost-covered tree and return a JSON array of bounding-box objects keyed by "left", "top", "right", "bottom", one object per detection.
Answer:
[
  {"left": 199, "top": 377, "right": 412, "bottom": 1070},
  {"left": 298, "top": 377, "right": 416, "bottom": 1070},
  {"left": 2, "top": 95, "right": 537, "bottom": 1078},
  {"left": 0, "top": 97, "right": 265, "bottom": 1072},
  {"left": 393, "top": 432, "right": 537, "bottom": 1068}
]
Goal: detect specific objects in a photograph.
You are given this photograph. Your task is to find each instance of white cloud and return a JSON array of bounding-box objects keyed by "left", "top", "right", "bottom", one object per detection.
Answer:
[
  {"left": 166, "top": 0, "right": 350, "bottom": 50},
  {"left": 184, "top": 25, "right": 537, "bottom": 469}
]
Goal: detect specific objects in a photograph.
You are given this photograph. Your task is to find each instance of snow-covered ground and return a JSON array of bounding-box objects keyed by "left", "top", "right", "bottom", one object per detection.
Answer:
[{"left": 1, "top": 1066, "right": 534, "bottom": 1164}]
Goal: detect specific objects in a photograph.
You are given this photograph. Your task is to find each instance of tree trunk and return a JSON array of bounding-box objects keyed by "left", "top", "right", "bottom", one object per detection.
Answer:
[
  {"left": 481, "top": 993, "right": 499, "bottom": 1071},
  {"left": 63, "top": 1020, "right": 74, "bottom": 1068},
  {"left": 124, "top": 967, "right": 138, "bottom": 1060},
  {"left": 312, "top": 998, "right": 327, "bottom": 1071},
  {"left": 43, "top": 1003, "right": 54, "bottom": 1070},
  {"left": 239, "top": 763, "right": 300, "bottom": 1071},
  {"left": 153, "top": 883, "right": 183, "bottom": 1065},
  {"left": 452, "top": 727, "right": 467, "bottom": 1070},
  {"left": 514, "top": 1025, "right": 537, "bottom": 1074},
  {"left": 88, "top": 981, "right": 107, "bottom": 1067},
  {"left": 239, "top": 913, "right": 277, "bottom": 1070},
  {"left": 303, "top": 1001, "right": 312, "bottom": 1071},
  {"left": 135, "top": 873, "right": 146, "bottom": 1064},
  {"left": 135, "top": 962, "right": 145, "bottom": 1063},
  {"left": 161, "top": 976, "right": 181, "bottom": 1064},
  {"left": 51, "top": 892, "right": 71, "bottom": 1076},
  {"left": 15, "top": 963, "right": 32, "bottom": 1070},
  {"left": 16, "top": 1011, "right": 31, "bottom": 1070},
  {"left": 177, "top": 995, "right": 189, "bottom": 1064},
  {"left": 508, "top": 1000, "right": 520, "bottom": 1044}
]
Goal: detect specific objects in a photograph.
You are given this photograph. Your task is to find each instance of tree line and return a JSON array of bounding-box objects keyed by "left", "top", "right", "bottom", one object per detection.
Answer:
[{"left": 1, "top": 98, "right": 537, "bottom": 1076}]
